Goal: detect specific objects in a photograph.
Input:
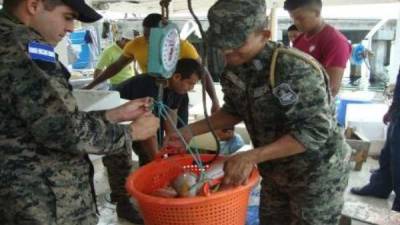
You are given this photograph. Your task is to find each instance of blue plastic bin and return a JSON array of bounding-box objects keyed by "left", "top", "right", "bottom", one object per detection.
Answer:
[
  {"left": 69, "top": 30, "right": 91, "bottom": 69},
  {"left": 336, "top": 98, "right": 371, "bottom": 126}
]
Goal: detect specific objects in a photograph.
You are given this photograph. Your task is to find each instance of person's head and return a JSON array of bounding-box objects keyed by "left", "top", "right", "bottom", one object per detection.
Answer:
[
  {"left": 216, "top": 127, "right": 235, "bottom": 141},
  {"left": 287, "top": 24, "right": 301, "bottom": 43},
  {"left": 142, "top": 13, "right": 162, "bottom": 40},
  {"left": 118, "top": 30, "right": 134, "bottom": 48},
  {"left": 3, "top": 0, "right": 101, "bottom": 46},
  {"left": 168, "top": 58, "right": 203, "bottom": 95},
  {"left": 284, "top": 0, "right": 323, "bottom": 33},
  {"left": 133, "top": 30, "right": 140, "bottom": 38},
  {"left": 207, "top": 0, "right": 270, "bottom": 66}
]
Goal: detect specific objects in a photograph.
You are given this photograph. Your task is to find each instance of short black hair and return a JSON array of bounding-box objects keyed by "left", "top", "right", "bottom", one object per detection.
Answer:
[
  {"left": 142, "top": 13, "right": 162, "bottom": 28},
  {"left": 287, "top": 24, "right": 298, "bottom": 32},
  {"left": 222, "top": 127, "right": 235, "bottom": 132},
  {"left": 283, "top": 0, "right": 322, "bottom": 11},
  {"left": 174, "top": 58, "right": 203, "bottom": 80}
]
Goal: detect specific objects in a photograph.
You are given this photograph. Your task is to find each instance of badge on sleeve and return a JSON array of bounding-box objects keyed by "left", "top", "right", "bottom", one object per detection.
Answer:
[
  {"left": 273, "top": 83, "right": 298, "bottom": 106},
  {"left": 28, "top": 41, "right": 56, "bottom": 63}
]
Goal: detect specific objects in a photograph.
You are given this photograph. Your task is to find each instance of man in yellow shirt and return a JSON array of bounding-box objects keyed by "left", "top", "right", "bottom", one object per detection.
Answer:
[
  {"left": 85, "top": 13, "right": 220, "bottom": 123},
  {"left": 94, "top": 30, "right": 138, "bottom": 89},
  {"left": 122, "top": 19, "right": 199, "bottom": 73}
]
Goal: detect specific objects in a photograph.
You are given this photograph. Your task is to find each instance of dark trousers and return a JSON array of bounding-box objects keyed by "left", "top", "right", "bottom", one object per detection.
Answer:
[{"left": 367, "top": 117, "right": 400, "bottom": 200}]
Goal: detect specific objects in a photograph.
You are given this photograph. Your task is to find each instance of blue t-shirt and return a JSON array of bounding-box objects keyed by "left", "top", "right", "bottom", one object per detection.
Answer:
[{"left": 219, "top": 133, "right": 245, "bottom": 155}]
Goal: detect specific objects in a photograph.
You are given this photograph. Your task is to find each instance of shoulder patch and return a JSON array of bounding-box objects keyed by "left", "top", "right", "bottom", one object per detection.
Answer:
[
  {"left": 272, "top": 83, "right": 298, "bottom": 106},
  {"left": 28, "top": 41, "right": 56, "bottom": 63},
  {"left": 268, "top": 46, "right": 332, "bottom": 104}
]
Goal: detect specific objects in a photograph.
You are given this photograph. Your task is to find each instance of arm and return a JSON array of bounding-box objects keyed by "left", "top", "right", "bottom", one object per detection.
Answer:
[
  {"left": 326, "top": 67, "right": 345, "bottom": 97},
  {"left": 223, "top": 56, "right": 334, "bottom": 186},
  {"left": 322, "top": 35, "right": 351, "bottom": 97},
  {"left": 203, "top": 66, "right": 221, "bottom": 113},
  {"left": 384, "top": 69, "right": 400, "bottom": 124},
  {"left": 12, "top": 46, "right": 158, "bottom": 155},
  {"left": 93, "top": 68, "right": 103, "bottom": 79},
  {"left": 182, "top": 109, "right": 241, "bottom": 140},
  {"left": 164, "top": 109, "right": 178, "bottom": 136},
  {"left": 93, "top": 48, "right": 110, "bottom": 79},
  {"left": 164, "top": 109, "right": 241, "bottom": 150},
  {"left": 204, "top": 63, "right": 220, "bottom": 113},
  {"left": 182, "top": 40, "right": 220, "bottom": 112},
  {"left": 194, "top": 57, "right": 220, "bottom": 113},
  {"left": 84, "top": 55, "right": 133, "bottom": 89},
  {"left": 392, "top": 69, "right": 400, "bottom": 108}
]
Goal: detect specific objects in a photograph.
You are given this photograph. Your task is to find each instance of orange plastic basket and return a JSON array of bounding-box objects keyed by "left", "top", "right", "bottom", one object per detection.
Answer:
[{"left": 125, "top": 154, "right": 260, "bottom": 225}]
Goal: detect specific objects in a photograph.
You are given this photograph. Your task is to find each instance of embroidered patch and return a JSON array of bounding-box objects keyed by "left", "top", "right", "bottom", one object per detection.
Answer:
[
  {"left": 28, "top": 41, "right": 56, "bottom": 63},
  {"left": 273, "top": 83, "right": 298, "bottom": 106}
]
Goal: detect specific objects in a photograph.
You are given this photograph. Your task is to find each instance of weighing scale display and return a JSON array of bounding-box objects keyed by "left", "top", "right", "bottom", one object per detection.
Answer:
[{"left": 148, "top": 23, "right": 180, "bottom": 79}]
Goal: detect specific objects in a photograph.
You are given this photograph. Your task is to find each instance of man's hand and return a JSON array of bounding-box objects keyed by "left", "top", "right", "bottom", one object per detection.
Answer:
[
  {"left": 222, "top": 152, "right": 255, "bottom": 186},
  {"left": 383, "top": 109, "right": 392, "bottom": 125},
  {"left": 105, "top": 97, "right": 153, "bottom": 123},
  {"left": 130, "top": 114, "right": 160, "bottom": 141},
  {"left": 163, "top": 127, "right": 192, "bottom": 153}
]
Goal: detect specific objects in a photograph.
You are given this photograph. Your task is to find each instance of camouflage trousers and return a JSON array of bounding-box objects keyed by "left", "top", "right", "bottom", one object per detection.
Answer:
[
  {"left": 102, "top": 142, "right": 152, "bottom": 204},
  {"left": 0, "top": 167, "right": 97, "bottom": 225},
  {"left": 259, "top": 168, "right": 349, "bottom": 225}
]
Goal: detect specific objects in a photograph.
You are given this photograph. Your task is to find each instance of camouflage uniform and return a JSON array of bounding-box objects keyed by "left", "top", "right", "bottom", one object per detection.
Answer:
[
  {"left": 0, "top": 10, "right": 133, "bottom": 225},
  {"left": 102, "top": 142, "right": 149, "bottom": 220},
  {"left": 208, "top": 1, "right": 351, "bottom": 224}
]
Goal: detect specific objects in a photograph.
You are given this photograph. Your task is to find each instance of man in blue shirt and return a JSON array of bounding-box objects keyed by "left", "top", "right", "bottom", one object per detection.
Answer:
[
  {"left": 351, "top": 69, "right": 400, "bottom": 212},
  {"left": 216, "top": 127, "right": 245, "bottom": 155}
]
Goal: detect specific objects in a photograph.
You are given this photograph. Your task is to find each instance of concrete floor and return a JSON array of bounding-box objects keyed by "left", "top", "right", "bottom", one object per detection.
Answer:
[
  {"left": 342, "top": 158, "right": 400, "bottom": 225},
  {"left": 92, "top": 154, "right": 399, "bottom": 225}
]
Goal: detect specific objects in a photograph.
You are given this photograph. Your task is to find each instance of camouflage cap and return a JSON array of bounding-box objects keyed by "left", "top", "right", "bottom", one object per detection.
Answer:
[{"left": 207, "top": 0, "right": 267, "bottom": 50}]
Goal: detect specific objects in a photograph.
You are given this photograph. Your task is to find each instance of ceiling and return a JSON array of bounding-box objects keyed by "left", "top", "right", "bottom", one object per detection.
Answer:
[{"left": 90, "top": 0, "right": 400, "bottom": 16}]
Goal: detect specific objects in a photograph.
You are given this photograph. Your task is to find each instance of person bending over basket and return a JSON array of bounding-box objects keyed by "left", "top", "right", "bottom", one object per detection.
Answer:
[{"left": 165, "top": 0, "right": 351, "bottom": 224}]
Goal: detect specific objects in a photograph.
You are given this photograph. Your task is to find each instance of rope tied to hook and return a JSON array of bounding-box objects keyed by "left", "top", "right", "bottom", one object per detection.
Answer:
[{"left": 160, "top": 0, "right": 172, "bottom": 24}]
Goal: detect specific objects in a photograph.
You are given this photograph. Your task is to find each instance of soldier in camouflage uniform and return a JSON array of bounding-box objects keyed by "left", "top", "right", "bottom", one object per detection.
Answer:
[
  {"left": 0, "top": 0, "right": 159, "bottom": 224},
  {"left": 166, "top": 0, "right": 351, "bottom": 224}
]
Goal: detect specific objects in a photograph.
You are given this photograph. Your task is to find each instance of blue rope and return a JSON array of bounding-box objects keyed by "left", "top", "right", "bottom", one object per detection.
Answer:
[{"left": 153, "top": 100, "right": 206, "bottom": 179}]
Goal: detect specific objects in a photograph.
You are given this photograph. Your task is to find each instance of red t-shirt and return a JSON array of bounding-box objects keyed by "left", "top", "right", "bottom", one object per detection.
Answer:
[{"left": 293, "top": 24, "right": 351, "bottom": 69}]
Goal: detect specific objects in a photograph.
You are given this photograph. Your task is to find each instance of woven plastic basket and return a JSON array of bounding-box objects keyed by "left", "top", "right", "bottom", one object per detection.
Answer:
[{"left": 125, "top": 154, "right": 260, "bottom": 225}]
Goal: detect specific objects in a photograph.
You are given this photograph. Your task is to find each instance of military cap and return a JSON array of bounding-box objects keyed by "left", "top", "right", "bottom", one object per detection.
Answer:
[
  {"left": 207, "top": 0, "right": 267, "bottom": 50},
  {"left": 62, "top": 0, "right": 102, "bottom": 23}
]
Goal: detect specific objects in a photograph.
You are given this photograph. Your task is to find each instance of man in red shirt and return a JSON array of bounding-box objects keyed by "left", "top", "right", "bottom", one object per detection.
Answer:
[{"left": 284, "top": 0, "right": 351, "bottom": 97}]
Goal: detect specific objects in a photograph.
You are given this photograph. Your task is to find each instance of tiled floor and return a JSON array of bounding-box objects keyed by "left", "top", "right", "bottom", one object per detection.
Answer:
[{"left": 92, "top": 154, "right": 399, "bottom": 225}]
